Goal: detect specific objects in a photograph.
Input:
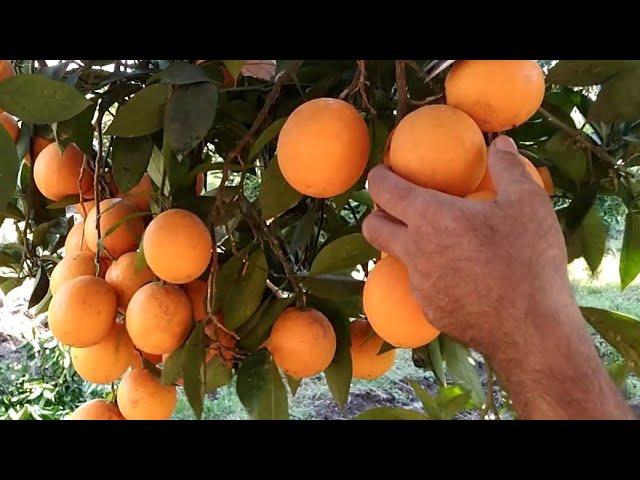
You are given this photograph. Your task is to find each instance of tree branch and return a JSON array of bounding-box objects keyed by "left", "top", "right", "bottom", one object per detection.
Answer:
[{"left": 395, "top": 60, "right": 409, "bottom": 122}]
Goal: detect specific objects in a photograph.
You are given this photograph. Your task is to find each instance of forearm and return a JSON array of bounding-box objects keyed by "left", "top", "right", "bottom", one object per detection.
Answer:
[{"left": 489, "top": 301, "right": 635, "bottom": 420}]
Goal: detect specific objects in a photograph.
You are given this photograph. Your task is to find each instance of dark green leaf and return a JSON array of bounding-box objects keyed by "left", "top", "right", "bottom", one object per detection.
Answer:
[
  {"left": 428, "top": 337, "right": 447, "bottom": 387},
  {"left": 368, "top": 118, "right": 390, "bottom": 167},
  {"left": 222, "top": 61, "right": 244, "bottom": 80},
  {"left": 590, "top": 68, "right": 640, "bottom": 122},
  {"left": 182, "top": 323, "right": 206, "bottom": 420},
  {"left": 236, "top": 350, "right": 289, "bottom": 420},
  {"left": 289, "top": 203, "right": 317, "bottom": 253},
  {"left": 28, "top": 265, "right": 49, "bottom": 309},
  {"left": 0, "top": 124, "right": 19, "bottom": 211},
  {"left": 350, "top": 190, "right": 373, "bottom": 209},
  {"left": 204, "top": 356, "right": 232, "bottom": 393},
  {"left": 581, "top": 206, "right": 606, "bottom": 274},
  {"left": 260, "top": 159, "right": 302, "bottom": 220},
  {"left": 547, "top": 60, "right": 640, "bottom": 87},
  {"left": 310, "top": 233, "right": 378, "bottom": 275},
  {"left": 620, "top": 212, "right": 640, "bottom": 290},
  {"left": 222, "top": 249, "right": 268, "bottom": 330},
  {"left": 440, "top": 336, "right": 483, "bottom": 406},
  {"left": 332, "top": 191, "right": 351, "bottom": 213},
  {"left": 323, "top": 308, "right": 352, "bottom": 408},
  {"left": 582, "top": 307, "right": 640, "bottom": 377},
  {"left": 32, "top": 219, "right": 58, "bottom": 248},
  {"left": 55, "top": 102, "right": 96, "bottom": 155},
  {"left": 106, "top": 84, "right": 169, "bottom": 137},
  {"left": 33, "top": 290, "right": 52, "bottom": 316},
  {"left": 0, "top": 74, "right": 90, "bottom": 123},
  {"left": 112, "top": 136, "right": 153, "bottom": 193},
  {"left": 237, "top": 297, "right": 294, "bottom": 351},
  {"left": 354, "top": 407, "right": 428, "bottom": 420},
  {"left": 15, "top": 122, "right": 31, "bottom": 162},
  {"left": 161, "top": 345, "right": 184, "bottom": 386},
  {"left": 301, "top": 274, "right": 364, "bottom": 300},
  {"left": 45, "top": 194, "right": 81, "bottom": 210},
  {"left": 377, "top": 341, "right": 396, "bottom": 355},
  {"left": 165, "top": 82, "right": 218, "bottom": 154},
  {"left": 286, "top": 374, "right": 302, "bottom": 396},
  {"left": 545, "top": 132, "right": 588, "bottom": 187},
  {"left": 150, "top": 61, "right": 215, "bottom": 85},
  {"left": 248, "top": 117, "right": 287, "bottom": 160},
  {"left": 608, "top": 361, "right": 631, "bottom": 388},
  {"left": 408, "top": 380, "right": 442, "bottom": 419}
]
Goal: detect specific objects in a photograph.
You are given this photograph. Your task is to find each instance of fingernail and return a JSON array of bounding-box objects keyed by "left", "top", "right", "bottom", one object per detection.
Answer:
[{"left": 492, "top": 135, "right": 517, "bottom": 152}]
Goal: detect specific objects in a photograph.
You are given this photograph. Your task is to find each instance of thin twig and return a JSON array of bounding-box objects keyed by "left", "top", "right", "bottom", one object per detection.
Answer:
[
  {"left": 395, "top": 60, "right": 409, "bottom": 122},
  {"left": 92, "top": 110, "right": 106, "bottom": 273}
]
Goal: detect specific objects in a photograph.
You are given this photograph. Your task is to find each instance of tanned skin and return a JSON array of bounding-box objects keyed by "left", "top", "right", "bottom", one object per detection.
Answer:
[{"left": 362, "top": 135, "right": 635, "bottom": 420}]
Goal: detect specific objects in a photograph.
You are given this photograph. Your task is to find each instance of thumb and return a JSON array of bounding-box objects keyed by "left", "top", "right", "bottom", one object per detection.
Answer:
[{"left": 487, "top": 135, "right": 530, "bottom": 196}]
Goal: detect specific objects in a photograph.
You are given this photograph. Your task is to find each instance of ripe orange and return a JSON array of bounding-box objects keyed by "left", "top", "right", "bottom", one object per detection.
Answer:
[
  {"left": 183, "top": 279, "right": 208, "bottom": 322},
  {"left": 445, "top": 60, "right": 545, "bottom": 132},
  {"left": 24, "top": 136, "right": 54, "bottom": 166},
  {"left": 267, "top": 308, "right": 336, "bottom": 379},
  {"left": 388, "top": 104, "right": 487, "bottom": 196},
  {"left": 73, "top": 200, "right": 96, "bottom": 218},
  {"left": 105, "top": 251, "right": 156, "bottom": 310},
  {"left": 472, "top": 153, "right": 544, "bottom": 194},
  {"left": 350, "top": 319, "right": 396, "bottom": 380},
  {"left": 125, "top": 282, "right": 193, "bottom": 355},
  {"left": 33, "top": 143, "right": 93, "bottom": 201},
  {"left": 0, "top": 112, "right": 19, "bottom": 142},
  {"left": 67, "top": 399, "right": 124, "bottom": 420},
  {"left": 0, "top": 60, "right": 14, "bottom": 82},
  {"left": 143, "top": 209, "right": 212, "bottom": 284},
  {"left": 64, "top": 221, "right": 91, "bottom": 255},
  {"left": 50, "top": 251, "right": 96, "bottom": 295},
  {"left": 277, "top": 98, "right": 370, "bottom": 198},
  {"left": 117, "top": 368, "right": 177, "bottom": 420},
  {"left": 363, "top": 255, "right": 439, "bottom": 348},
  {"left": 71, "top": 323, "right": 137, "bottom": 384},
  {"left": 48, "top": 275, "right": 117, "bottom": 347},
  {"left": 84, "top": 198, "right": 145, "bottom": 259},
  {"left": 118, "top": 173, "right": 153, "bottom": 212},
  {"left": 537, "top": 166, "right": 554, "bottom": 195}
]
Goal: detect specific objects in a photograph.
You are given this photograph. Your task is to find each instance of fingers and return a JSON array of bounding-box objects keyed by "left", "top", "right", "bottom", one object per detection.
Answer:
[
  {"left": 487, "top": 135, "right": 532, "bottom": 197},
  {"left": 362, "top": 209, "right": 407, "bottom": 260},
  {"left": 367, "top": 165, "right": 457, "bottom": 223}
]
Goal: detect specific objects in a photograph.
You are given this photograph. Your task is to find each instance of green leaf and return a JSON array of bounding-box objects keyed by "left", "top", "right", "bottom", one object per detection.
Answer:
[
  {"left": 45, "top": 194, "right": 81, "bottom": 210},
  {"left": 182, "top": 322, "right": 206, "bottom": 420},
  {"left": 436, "top": 385, "right": 472, "bottom": 419},
  {"left": 161, "top": 345, "right": 184, "bottom": 386},
  {"left": 0, "top": 277, "right": 22, "bottom": 295},
  {"left": 350, "top": 190, "right": 373, "bottom": 209},
  {"left": 289, "top": 202, "right": 317, "bottom": 253},
  {"left": 237, "top": 297, "right": 294, "bottom": 352},
  {"left": 590, "top": 68, "right": 640, "bottom": 122},
  {"left": 150, "top": 61, "right": 215, "bottom": 85},
  {"left": 106, "top": 84, "right": 169, "bottom": 137},
  {"left": 0, "top": 74, "right": 90, "bottom": 124},
  {"left": 323, "top": 308, "right": 352, "bottom": 408},
  {"left": 33, "top": 290, "right": 51, "bottom": 316},
  {"left": 165, "top": 82, "right": 218, "bottom": 154},
  {"left": 236, "top": 350, "right": 289, "bottom": 420},
  {"left": 15, "top": 122, "right": 32, "bottom": 162},
  {"left": 440, "top": 336, "right": 483, "bottom": 406},
  {"left": 28, "top": 265, "right": 49, "bottom": 309},
  {"left": 332, "top": 191, "right": 351, "bottom": 213},
  {"left": 545, "top": 131, "right": 588, "bottom": 187},
  {"left": 408, "top": 380, "right": 442, "bottom": 419},
  {"left": 248, "top": 117, "right": 287, "bottom": 160},
  {"left": 377, "top": 341, "right": 396, "bottom": 355},
  {"left": 286, "top": 374, "right": 302, "bottom": 396},
  {"left": 32, "top": 219, "right": 58, "bottom": 248},
  {"left": 204, "top": 356, "right": 232, "bottom": 393},
  {"left": 134, "top": 244, "right": 147, "bottom": 273},
  {"left": 222, "top": 61, "right": 244, "bottom": 81},
  {"left": 0, "top": 124, "right": 19, "bottom": 211},
  {"left": 221, "top": 249, "right": 268, "bottom": 330},
  {"left": 354, "top": 407, "right": 428, "bottom": 420},
  {"left": 368, "top": 118, "right": 390, "bottom": 167},
  {"left": 301, "top": 274, "right": 365, "bottom": 300},
  {"left": 582, "top": 307, "right": 640, "bottom": 377},
  {"left": 428, "top": 337, "right": 447, "bottom": 387},
  {"left": 581, "top": 206, "right": 606, "bottom": 274},
  {"left": 608, "top": 361, "right": 631, "bottom": 388},
  {"left": 310, "top": 233, "right": 378, "bottom": 275},
  {"left": 260, "top": 159, "right": 302, "bottom": 220},
  {"left": 54, "top": 102, "right": 96, "bottom": 155},
  {"left": 620, "top": 212, "right": 640, "bottom": 290},
  {"left": 112, "top": 136, "right": 153, "bottom": 193},
  {"left": 547, "top": 60, "right": 640, "bottom": 87}
]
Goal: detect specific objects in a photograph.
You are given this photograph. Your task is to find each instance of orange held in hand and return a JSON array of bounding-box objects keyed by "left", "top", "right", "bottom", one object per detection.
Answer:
[
  {"left": 143, "top": 209, "right": 212, "bottom": 284},
  {"left": 84, "top": 198, "right": 145, "bottom": 259},
  {"left": 471, "top": 153, "right": 544, "bottom": 195},
  {"left": 34, "top": 143, "right": 93, "bottom": 201},
  {"left": 67, "top": 399, "right": 124, "bottom": 420},
  {"left": 277, "top": 97, "right": 370, "bottom": 198},
  {"left": 117, "top": 368, "right": 177, "bottom": 420},
  {"left": 363, "top": 255, "right": 439, "bottom": 348},
  {"left": 48, "top": 275, "right": 117, "bottom": 348},
  {"left": 445, "top": 60, "right": 545, "bottom": 132},
  {"left": 350, "top": 319, "right": 396, "bottom": 380},
  {"left": 267, "top": 308, "right": 337, "bottom": 379},
  {"left": 388, "top": 104, "right": 487, "bottom": 197}
]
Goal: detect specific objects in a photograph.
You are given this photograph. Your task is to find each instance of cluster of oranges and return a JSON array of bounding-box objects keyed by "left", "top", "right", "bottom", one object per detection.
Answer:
[{"left": 275, "top": 60, "right": 552, "bottom": 373}]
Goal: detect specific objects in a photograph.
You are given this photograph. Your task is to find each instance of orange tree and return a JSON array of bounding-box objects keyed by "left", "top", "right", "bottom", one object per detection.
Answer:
[{"left": 0, "top": 59, "right": 639, "bottom": 420}]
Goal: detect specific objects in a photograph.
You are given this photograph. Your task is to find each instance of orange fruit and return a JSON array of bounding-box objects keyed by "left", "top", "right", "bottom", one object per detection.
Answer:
[
  {"left": 84, "top": 198, "right": 145, "bottom": 259},
  {"left": 105, "top": 251, "right": 156, "bottom": 310},
  {"left": 125, "top": 282, "right": 193, "bottom": 355},
  {"left": 119, "top": 173, "right": 153, "bottom": 212},
  {"left": 48, "top": 275, "right": 117, "bottom": 347},
  {"left": 71, "top": 323, "right": 137, "bottom": 384},
  {"left": 67, "top": 399, "right": 124, "bottom": 420},
  {"left": 537, "top": 166, "right": 554, "bottom": 195},
  {"left": 143, "top": 209, "right": 212, "bottom": 284},
  {"left": 277, "top": 98, "right": 370, "bottom": 198},
  {"left": 50, "top": 251, "right": 96, "bottom": 295},
  {"left": 363, "top": 255, "right": 439, "bottom": 348},
  {"left": 34, "top": 143, "right": 93, "bottom": 201},
  {"left": 0, "top": 60, "right": 14, "bottom": 81},
  {"left": 350, "top": 319, "right": 396, "bottom": 380},
  {"left": 267, "top": 308, "right": 336, "bottom": 379},
  {"left": 117, "top": 368, "right": 177, "bottom": 420},
  {"left": 445, "top": 60, "right": 545, "bottom": 132},
  {"left": 465, "top": 190, "right": 497, "bottom": 201},
  {"left": 183, "top": 279, "right": 208, "bottom": 322},
  {"left": 24, "top": 136, "right": 54, "bottom": 166},
  {"left": 388, "top": 104, "right": 487, "bottom": 197},
  {"left": 73, "top": 200, "right": 96, "bottom": 218},
  {"left": 0, "top": 112, "right": 19, "bottom": 142},
  {"left": 64, "top": 221, "right": 91, "bottom": 255},
  {"left": 472, "top": 153, "right": 544, "bottom": 194}
]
